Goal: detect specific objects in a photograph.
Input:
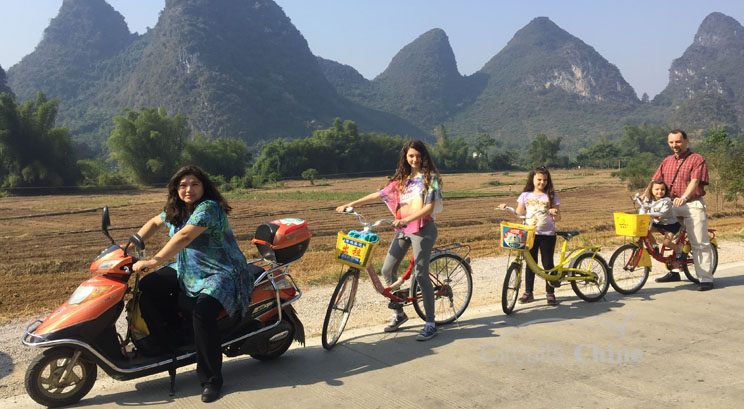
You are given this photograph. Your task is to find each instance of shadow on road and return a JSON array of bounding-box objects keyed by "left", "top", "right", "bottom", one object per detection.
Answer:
[{"left": 67, "top": 290, "right": 652, "bottom": 407}]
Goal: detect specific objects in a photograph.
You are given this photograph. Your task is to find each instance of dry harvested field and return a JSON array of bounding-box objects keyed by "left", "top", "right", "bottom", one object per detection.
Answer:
[{"left": 1, "top": 169, "right": 743, "bottom": 321}]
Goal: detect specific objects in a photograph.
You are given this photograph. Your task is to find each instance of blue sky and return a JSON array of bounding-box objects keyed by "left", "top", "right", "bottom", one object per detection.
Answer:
[{"left": 2, "top": 0, "right": 743, "bottom": 98}]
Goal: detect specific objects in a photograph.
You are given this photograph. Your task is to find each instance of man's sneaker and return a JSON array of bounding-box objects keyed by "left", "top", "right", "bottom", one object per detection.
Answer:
[
  {"left": 416, "top": 325, "right": 437, "bottom": 341},
  {"left": 652, "top": 245, "right": 660, "bottom": 256},
  {"left": 518, "top": 292, "right": 534, "bottom": 304},
  {"left": 655, "top": 272, "right": 681, "bottom": 283},
  {"left": 384, "top": 313, "right": 408, "bottom": 333},
  {"left": 546, "top": 293, "right": 558, "bottom": 306}
]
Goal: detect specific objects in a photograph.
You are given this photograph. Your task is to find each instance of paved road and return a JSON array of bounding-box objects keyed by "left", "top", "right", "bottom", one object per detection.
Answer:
[{"left": 3, "top": 262, "right": 743, "bottom": 408}]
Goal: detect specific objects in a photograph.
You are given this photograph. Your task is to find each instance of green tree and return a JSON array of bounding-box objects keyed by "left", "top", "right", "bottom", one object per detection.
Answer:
[
  {"left": 182, "top": 132, "right": 250, "bottom": 179},
  {"left": 107, "top": 106, "right": 190, "bottom": 184},
  {"left": 526, "top": 133, "right": 561, "bottom": 168},
  {"left": 698, "top": 126, "right": 734, "bottom": 208},
  {"left": 720, "top": 143, "right": 744, "bottom": 206},
  {"left": 611, "top": 152, "right": 658, "bottom": 190},
  {"left": 301, "top": 168, "right": 318, "bottom": 185},
  {"left": 0, "top": 92, "right": 79, "bottom": 188},
  {"left": 576, "top": 137, "right": 620, "bottom": 168},
  {"left": 473, "top": 133, "right": 496, "bottom": 170},
  {"left": 432, "top": 124, "right": 471, "bottom": 170},
  {"left": 77, "top": 156, "right": 130, "bottom": 187},
  {"left": 614, "top": 123, "right": 668, "bottom": 159},
  {"left": 251, "top": 118, "right": 404, "bottom": 182}
]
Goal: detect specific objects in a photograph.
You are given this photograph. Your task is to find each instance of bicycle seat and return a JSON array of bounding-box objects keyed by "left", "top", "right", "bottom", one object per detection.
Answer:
[{"left": 556, "top": 231, "right": 580, "bottom": 240}]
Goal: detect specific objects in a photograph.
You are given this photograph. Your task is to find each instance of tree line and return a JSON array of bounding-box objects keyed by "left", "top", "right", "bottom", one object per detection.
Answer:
[{"left": 1, "top": 91, "right": 742, "bottom": 206}]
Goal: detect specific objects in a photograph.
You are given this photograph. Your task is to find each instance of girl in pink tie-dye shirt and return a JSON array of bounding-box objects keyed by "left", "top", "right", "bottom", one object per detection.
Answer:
[{"left": 336, "top": 140, "right": 443, "bottom": 341}]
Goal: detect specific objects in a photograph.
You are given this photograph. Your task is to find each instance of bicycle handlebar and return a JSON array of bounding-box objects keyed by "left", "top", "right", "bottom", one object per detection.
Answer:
[
  {"left": 337, "top": 207, "right": 395, "bottom": 233},
  {"left": 495, "top": 206, "right": 546, "bottom": 220}
]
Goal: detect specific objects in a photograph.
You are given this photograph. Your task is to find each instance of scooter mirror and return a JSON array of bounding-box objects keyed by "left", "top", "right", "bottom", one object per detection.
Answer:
[
  {"left": 129, "top": 233, "right": 145, "bottom": 251},
  {"left": 101, "top": 206, "right": 116, "bottom": 246},
  {"left": 102, "top": 206, "right": 111, "bottom": 231}
]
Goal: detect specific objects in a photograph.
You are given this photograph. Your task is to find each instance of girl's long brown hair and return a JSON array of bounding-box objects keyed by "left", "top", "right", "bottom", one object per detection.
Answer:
[
  {"left": 642, "top": 179, "right": 669, "bottom": 201},
  {"left": 523, "top": 166, "right": 556, "bottom": 208},
  {"left": 387, "top": 139, "right": 442, "bottom": 191},
  {"left": 164, "top": 165, "right": 231, "bottom": 226}
]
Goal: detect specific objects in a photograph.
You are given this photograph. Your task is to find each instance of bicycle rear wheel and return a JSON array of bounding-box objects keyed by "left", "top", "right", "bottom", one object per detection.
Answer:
[
  {"left": 412, "top": 253, "right": 473, "bottom": 325},
  {"left": 502, "top": 262, "right": 522, "bottom": 315},
  {"left": 608, "top": 244, "right": 649, "bottom": 295},
  {"left": 321, "top": 269, "right": 359, "bottom": 350},
  {"left": 681, "top": 242, "right": 718, "bottom": 284},
  {"left": 570, "top": 252, "right": 610, "bottom": 302}
]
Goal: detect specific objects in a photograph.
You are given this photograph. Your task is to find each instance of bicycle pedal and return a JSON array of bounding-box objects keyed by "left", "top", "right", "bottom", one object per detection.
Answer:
[{"left": 387, "top": 301, "right": 403, "bottom": 310}]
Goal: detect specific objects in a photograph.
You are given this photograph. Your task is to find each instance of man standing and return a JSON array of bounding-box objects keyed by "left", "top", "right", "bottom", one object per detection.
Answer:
[{"left": 652, "top": 129, "right": 714, "bottom": 290}]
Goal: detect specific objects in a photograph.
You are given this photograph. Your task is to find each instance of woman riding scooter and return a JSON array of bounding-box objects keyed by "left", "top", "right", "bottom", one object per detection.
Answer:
[{"left": 133, "top": 165, "right": 254, "bottom": 403}]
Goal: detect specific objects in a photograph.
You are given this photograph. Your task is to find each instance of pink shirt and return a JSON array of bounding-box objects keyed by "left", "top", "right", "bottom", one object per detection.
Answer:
[{"left": 378, "top": 175, "right": 443, "bottom": 234}]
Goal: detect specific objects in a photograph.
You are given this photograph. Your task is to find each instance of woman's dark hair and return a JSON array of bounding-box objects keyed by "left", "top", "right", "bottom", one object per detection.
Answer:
[
  {"left": 643, "top": 179, "right": 669, "bottom": 201},
  {"left": 164, "top": 165, "right": 231, "bottom": 226},
  {"left": 388, "top": 139, "right": 442, "bottom": 191},
  {"left": 523, "top": 166, "right": 556, "bottom": 208}
]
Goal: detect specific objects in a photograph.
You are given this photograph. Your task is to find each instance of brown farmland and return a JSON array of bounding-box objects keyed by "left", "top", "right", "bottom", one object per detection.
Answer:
[{"left": 1, "top": 169, "right": 742, "bottom": 321}]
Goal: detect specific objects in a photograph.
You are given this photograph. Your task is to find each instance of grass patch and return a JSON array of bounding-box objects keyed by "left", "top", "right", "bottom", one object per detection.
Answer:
[
  {"left": 444, "top": 191, "right": 511, "bottom": 198},
  {"left": 226, "top": 191, "right": 369, "bottom": 201},
  {"left": 45, "top": 196, "right": 145, "bottom": 210},
  {"left": 226, "top": 190, "right": 511, "bottom": 200}
]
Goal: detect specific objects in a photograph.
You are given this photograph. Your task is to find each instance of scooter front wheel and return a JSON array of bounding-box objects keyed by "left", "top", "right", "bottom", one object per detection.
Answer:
[{"left": 25, "top": 347, "right": 97, "bottom": 408}]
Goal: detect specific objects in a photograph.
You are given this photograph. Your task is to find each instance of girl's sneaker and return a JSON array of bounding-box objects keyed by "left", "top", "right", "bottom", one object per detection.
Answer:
[
  {"left": 546, "top": 293, "right": 558, "bottom": 306},
  {"left": 416, "top": 324, "right": 437, "bottom": 341},
  {"left": 518, "top": 292, "right": 534, "bottom": 304},
  {"left": 384, "top": 312, "right": 408, "bottom": 333}
]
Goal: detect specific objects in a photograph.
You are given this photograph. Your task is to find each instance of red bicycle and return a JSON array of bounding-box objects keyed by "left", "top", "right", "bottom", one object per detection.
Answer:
[
  {"left": 321, "top": 208, "right": 473, "bottom": 349},
  {"left": 609, "top": 194, "right": 718, "bottom": 294}
]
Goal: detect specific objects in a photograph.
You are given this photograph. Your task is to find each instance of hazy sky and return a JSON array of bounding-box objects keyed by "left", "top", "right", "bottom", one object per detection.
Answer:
[{"left": 2, "top": 0, "right": 743, "bottom": 98}]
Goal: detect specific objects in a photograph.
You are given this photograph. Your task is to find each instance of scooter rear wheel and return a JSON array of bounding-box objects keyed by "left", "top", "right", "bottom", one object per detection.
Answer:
[
  {"left": 250, "top": 317, "right": 296, "bottom": 361},
  {"left": 25, "top": 347, "right": 97, "bottom": 408}
]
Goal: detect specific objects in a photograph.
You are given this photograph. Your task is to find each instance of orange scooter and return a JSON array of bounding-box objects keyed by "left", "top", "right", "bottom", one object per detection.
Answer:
[{"left": 22, "top": 206, "right": 309, "bottom": 407}]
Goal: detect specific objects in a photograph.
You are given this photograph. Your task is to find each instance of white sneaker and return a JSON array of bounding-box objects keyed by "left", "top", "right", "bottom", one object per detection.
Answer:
[{"left": 384, "top": 313, "right": 408, "bottom": 332}]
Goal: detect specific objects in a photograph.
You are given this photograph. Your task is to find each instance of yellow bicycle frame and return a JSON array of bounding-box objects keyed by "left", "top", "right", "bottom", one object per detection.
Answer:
[{"left": 510, "top": 237, "right": 602, "bottom": 283}]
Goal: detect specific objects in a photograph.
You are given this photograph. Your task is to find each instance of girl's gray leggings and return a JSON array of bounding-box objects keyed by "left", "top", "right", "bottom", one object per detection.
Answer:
[{"left": 381, "top": 222, "right": 437, "bottom": 322}]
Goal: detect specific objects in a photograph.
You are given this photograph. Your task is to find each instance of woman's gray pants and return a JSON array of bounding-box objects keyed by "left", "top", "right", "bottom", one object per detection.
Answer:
[{"left": 380, "top": 222, "right": 437, "bottom": 323}]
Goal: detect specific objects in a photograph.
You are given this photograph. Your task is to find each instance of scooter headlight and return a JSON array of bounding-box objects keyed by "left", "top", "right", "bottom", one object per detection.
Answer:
[
  {"left": 68, "top": 285, "right": 112, "bottom": 305},
  {"left": 95, "top": 260, "right": 121, "bottom": 272}
]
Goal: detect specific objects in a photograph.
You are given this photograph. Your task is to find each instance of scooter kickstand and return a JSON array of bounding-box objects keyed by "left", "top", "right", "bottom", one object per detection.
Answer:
[
  {"left": 168, "top": 367, "right": 176, "bottom": 396},
  {"left": 168, "top": 350, "right": 177, "bottom": 396}
]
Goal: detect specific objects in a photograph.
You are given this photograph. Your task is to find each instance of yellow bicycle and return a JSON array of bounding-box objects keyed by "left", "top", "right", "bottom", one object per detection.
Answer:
[{"left": 497, "top": 207, "right": 609, "bottom": 314}]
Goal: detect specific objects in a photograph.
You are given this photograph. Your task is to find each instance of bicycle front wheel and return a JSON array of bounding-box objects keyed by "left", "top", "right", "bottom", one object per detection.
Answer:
[
  {"left": 609, "top": 244, "right": 649, "bottom": 295},
  {"left": 570, "top": 252, "right": 610, "bottom": 302},
  {"left": 321, "top": 269, "right": 359, "bottom": 350},
  {"left": 681, "top": 242, "right": 718, "bottom": 284},
  {"left": 412, "top": 253, "right": 473, "bottom": 325},
  {"left": 502, "top": 262, "right": 522, "bottom": 315}
]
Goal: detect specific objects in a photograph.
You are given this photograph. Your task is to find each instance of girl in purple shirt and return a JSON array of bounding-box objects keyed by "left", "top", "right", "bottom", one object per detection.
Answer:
[{"left": 499, "top": 166, "right": 561, "bottom": 305}]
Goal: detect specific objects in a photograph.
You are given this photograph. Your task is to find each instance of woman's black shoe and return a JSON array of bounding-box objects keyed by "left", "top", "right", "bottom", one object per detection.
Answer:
[{"left": 201, "top": 385, "right": 221, "bottom": 403}]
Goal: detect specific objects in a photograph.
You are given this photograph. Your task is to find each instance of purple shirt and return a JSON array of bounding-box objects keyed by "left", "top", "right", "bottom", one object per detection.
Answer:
[{"left": 517, "top": 191, "right": 560, "bottom": 236}]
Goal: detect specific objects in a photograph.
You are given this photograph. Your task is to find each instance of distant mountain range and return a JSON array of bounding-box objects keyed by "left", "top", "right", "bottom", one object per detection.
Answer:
[{"left": 6, "top": 0, "right": 744, "bottom": 157}]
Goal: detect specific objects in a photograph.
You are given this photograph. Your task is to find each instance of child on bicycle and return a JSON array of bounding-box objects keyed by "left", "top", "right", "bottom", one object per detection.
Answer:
[
  {"left": 335, "top": 139, "right": 443, "bottom": 341},
  {"left": 641, "top": 179, "right": 683, "bottom": 261},
  {"left": 498, "top": 166, "right": 560, "bottom": 305}
]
